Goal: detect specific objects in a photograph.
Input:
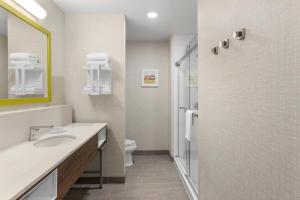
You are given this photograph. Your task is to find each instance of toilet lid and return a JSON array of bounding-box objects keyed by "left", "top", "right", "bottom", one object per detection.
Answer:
[{"left": 126, "top": 139, "right": 136, "bottom": 147}]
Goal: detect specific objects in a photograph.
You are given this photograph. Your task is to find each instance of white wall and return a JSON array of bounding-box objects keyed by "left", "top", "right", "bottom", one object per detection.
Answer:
[
  {"left": 0, "top": 36, "right": 7, "bottom": 99},
  {"left": 126, "top": 41, "right": 170, "bottom": 151},
  {"left": 198, "top": 0, "right": 300, "bottom": 199},
  {"left": 0, "top": 105, "right": 72, "bottom": 150},
  {"left": 169, "top": 35, "right": 193, "bottom": 157},
  {"left": 64, "top": 14, "right": 126, "bottom": 177}
]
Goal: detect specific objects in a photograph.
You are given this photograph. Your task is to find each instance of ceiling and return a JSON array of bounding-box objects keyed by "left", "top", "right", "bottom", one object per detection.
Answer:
[{"left": 53, "top": 0, "right": 197, "bottom": 41}]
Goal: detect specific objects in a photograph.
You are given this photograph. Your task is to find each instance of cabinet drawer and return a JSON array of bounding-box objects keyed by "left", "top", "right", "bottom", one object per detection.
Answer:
[
  {"left": 98, "top": 127, "right": 107, "bottom": 148},
  {"left": 20, "top": 170, "right": 57, "bottom": 200}
]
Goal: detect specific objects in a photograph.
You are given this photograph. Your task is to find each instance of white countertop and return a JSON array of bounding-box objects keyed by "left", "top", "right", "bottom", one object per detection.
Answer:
[{"left": 0, "top": 123, "right": 107, "bottom": 200}]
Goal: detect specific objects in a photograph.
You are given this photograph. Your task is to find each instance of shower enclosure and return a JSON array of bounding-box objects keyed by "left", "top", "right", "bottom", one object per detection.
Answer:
[{"left": 175, "top": 36, "right": 198, "bottom": 199}]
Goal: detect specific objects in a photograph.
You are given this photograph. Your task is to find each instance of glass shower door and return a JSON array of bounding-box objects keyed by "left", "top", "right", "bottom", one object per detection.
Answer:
[
  {"left": 189, "top": 41, "right": 198, "bottom": 191},
  {"left": 178, "top": 53, "right": 190, "bottom": 172},
  {"left": 177, "top": 38, "right": 198, "bottom": 193}
]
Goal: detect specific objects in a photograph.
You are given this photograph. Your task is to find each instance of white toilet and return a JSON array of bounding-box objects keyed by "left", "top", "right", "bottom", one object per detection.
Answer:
[{"left": 125, "top": 139, "right": 137, "bottom": 167}]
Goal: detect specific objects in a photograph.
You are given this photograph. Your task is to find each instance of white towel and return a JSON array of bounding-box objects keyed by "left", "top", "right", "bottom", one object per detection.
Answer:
[
  {"left": 86, "top": 53, "right": 109, "bottom": 61},
  {"left": 86, "top": 61, "right": 111, "bottom": 71},
  {"left": 10, "top": 60, "right": 40, "bottom": 66},
  {"left": 9, "top": 53, "right": 40, "bottom": 67},
  {"left": 9, "top": 53, "right": 38, "bottom": 61},
  {"left": 86, "top": 60, "right": 108, "bottom": 65},
  {"left": 185, "top": 110, "right": 194, "bottom": 141}
]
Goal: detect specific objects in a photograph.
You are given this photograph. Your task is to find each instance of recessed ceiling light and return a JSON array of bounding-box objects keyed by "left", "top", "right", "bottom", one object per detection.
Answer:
[
  {"left": 13, "top": 0, "right": 47, "bottom": 19},
  {"left": 147, "top": 12, "right": 158, "bottom": 19}
]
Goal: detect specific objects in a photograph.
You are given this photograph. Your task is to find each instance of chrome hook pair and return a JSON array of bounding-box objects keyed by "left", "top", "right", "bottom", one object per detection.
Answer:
[{"left": 211, "top": 39, "right": 229, "bottom": 55}]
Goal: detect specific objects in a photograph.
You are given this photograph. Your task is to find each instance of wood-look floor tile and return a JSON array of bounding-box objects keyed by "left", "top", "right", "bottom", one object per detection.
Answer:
[{"left": 64, "top": 155, "right": 189, "bottom": 200}]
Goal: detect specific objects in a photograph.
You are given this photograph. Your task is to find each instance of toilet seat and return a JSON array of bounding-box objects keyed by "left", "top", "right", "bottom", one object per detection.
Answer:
[
  {"left": 125, "top": 139, "right": 136, "bottom": 150},
  {"left": 126, "top": 139, "right": 135, "bottom": 146}
]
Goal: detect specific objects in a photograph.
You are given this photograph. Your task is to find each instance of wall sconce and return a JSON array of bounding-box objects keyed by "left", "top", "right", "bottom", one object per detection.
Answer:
[
  {"left": 13, "top": 0, "right": 47, "bottom": 19},
  {"left": 233, "top": 28, "right": 246, "bottom": 40}
]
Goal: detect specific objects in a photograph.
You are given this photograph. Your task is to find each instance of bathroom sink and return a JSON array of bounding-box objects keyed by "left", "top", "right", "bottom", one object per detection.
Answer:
[{"left": 33, "top": 135, "right": 76, "bottom": 148}]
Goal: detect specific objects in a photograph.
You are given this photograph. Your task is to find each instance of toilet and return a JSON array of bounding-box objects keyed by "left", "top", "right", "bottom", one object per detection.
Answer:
[{"left": 125, "top": 139, "right": 137, "bottom": 167}]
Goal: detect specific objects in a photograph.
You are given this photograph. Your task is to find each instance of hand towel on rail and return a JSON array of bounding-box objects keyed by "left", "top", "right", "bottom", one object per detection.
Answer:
[{"left": 185, "top": 110, "right": 194, "bottom": 141}]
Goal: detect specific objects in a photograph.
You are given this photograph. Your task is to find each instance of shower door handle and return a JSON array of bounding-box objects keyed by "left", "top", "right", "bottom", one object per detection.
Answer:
[
  {"left": 179, "top": 106, "right": 187, "bottom": 112},
  {"left": 192, "top": 112, "right": 198, "bottom": 125},
  {"left": 193, "top": 102, "right": 198, "bottom": 110}
]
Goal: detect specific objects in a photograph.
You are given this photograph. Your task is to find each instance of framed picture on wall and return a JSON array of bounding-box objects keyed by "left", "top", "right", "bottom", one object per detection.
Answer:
[{"left": 141, "top": 69, "right": 159, "bottom": 87}]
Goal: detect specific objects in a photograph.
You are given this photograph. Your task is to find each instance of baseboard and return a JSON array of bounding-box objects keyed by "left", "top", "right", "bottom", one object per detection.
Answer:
[
  {"left": 133, "top": 150, "right": 174, "bottom": 162},
  {"left": 133, "top": 150, "right": 169, "bottom": 155},
  {"left": 76, "top": 177, "right": 125, "bottom": 184},
  {"left": 103, "top": 177, "right": 125, "bottom": 184},
  {"left": 169, "top": 155, "right": 174, "bottom": 161}
]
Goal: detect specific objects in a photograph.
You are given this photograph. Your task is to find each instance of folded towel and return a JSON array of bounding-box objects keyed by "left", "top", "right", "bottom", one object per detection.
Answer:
[
  {"left": 9, "top": 60, "right": 40, "bottom": 66},
  {"left": 86, "top": 53, "right": 109, "bottom": 61},
  {"left": 9, "top": 53, "right": 38, "bottom": 61},
  {"left": 9, "top": 53, "right": 40, "bottom": 68},
  {"left": 86, "top": 61, "right": 111, "bottom": 71},
  {"left": 185, "top": 110, "right": 194, "bottom": 141},
  {"left": 86, "top": 60, "right": 108, "bottom": 65}
]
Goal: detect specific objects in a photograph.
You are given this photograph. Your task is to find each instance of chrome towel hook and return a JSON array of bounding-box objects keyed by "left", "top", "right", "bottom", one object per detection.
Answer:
[
  {"left": 220, "top": 39, "right": 230, "bottom": 49},
  {"left": 233, "top": 28, "right": 246, "bottom": 40},
  {"left": 211, "top": 46, "right": 218, "bottom": 55}
]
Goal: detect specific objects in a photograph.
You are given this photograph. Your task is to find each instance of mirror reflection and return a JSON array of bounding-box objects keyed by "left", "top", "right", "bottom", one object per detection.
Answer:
[{"left": 0, "top": 7, "right": 48, "bottom": 99}]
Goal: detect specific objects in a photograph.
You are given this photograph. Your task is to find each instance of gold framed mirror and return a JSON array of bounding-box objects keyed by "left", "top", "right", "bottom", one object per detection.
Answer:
[{"left": 0, "top": 1, "right": 51, "bottom": 106}]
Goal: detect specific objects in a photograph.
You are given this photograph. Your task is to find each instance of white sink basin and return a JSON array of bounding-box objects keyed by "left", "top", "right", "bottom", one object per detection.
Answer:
[{"left": 34, "top": 135, "right": 76, "bottom": 148}]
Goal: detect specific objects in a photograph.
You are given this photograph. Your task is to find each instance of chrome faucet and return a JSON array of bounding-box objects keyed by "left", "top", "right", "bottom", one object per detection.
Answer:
[{"left": 29, "top": 125, "right": 54, "bottom": 141}]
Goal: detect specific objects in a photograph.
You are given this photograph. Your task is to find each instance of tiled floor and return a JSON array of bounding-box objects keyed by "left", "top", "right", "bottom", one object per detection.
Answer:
[{"left": 64, "top": 155, "right": 189, "bottom": 200}]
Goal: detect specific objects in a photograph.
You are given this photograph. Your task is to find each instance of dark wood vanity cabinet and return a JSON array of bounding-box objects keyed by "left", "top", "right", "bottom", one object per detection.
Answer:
[
  {"left": 16, "top": 127, "right": 107, "bottom": 200},
  {"left": 57, "top": 135, "right": 98, "bottom": 200}
]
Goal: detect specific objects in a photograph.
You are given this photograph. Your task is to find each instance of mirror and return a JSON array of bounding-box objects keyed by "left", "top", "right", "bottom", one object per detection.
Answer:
[{"left": 0, "top": 1, "right": 51, "bottom": 106}]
